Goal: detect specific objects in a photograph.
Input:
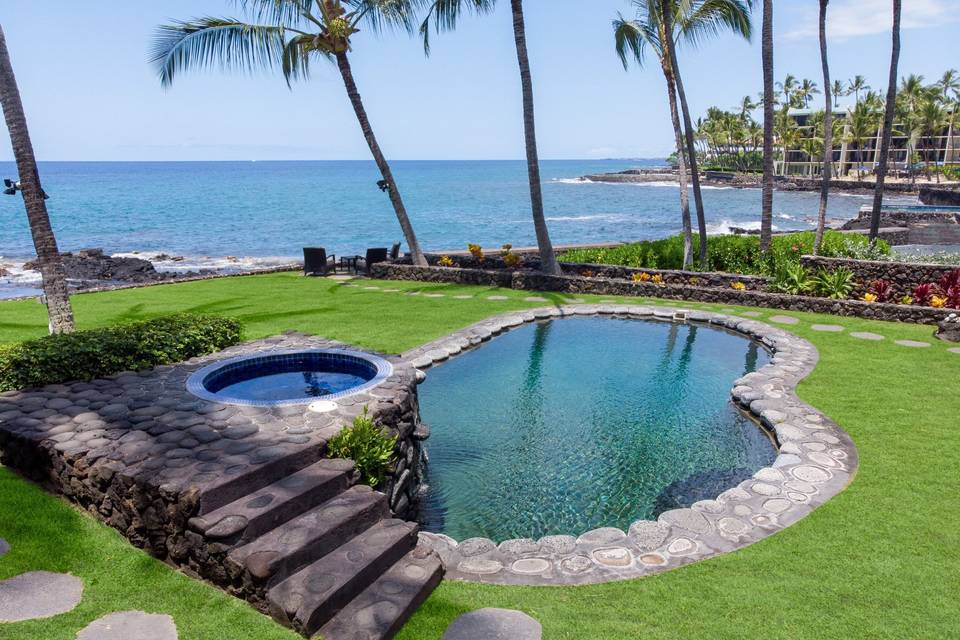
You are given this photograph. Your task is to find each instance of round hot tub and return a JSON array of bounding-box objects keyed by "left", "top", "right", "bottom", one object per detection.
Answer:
[{"left": 186, "top": 349, "right": 392, "bottom": 407}]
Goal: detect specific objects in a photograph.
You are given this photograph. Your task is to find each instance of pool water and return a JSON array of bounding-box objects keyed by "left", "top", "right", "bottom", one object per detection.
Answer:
[
  {"left": 213, "top": 371, "right": 369, "bottom": 403},
  {"left": 418, "top": 317, "right": 775, "bottom": 541}
]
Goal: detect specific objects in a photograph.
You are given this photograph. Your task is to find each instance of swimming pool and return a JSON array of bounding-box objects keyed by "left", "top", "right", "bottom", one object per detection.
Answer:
[{"left": 417, "top": 316, "right": 775, "bottom": 541}]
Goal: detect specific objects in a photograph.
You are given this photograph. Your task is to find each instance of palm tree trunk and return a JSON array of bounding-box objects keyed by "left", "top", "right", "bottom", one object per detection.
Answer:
[
  {"left": 814, "top": 0, "right": 832, "bottom": 256},
  {"left": 510, "top": 0, "right": 560, "bottom": 275},
  {"left": 0, "top": 26, "right": 74, "bottom": 334},
  {"left": 760, "top": 0, "right": 775, "bottom": 252},
  {"left": 659, "top": 1, "right": 692, "bottom": 269},
  {"left": 668, "top": 38, "right": 708, "bottom": 270},
  {"left": 869, "top": 0, "right": 901, "bottom": 245},
  {"left": 334, "top": 51, "right": 427, "bottom": 267}
]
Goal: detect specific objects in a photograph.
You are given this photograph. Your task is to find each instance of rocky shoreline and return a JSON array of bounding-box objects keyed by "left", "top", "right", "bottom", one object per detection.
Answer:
[{"left": 580, "top": 168, "right": 954, "bottom": 195}]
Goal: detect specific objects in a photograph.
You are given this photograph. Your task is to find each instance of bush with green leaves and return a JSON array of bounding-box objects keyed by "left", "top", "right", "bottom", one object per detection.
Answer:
[
  {"left": 771, "top": 264, "right": 814, "bottom": 295},
  {"left": 0, "top": 314, "right": 242, "bottom": 392},
  {"left": 326, "top": 407, "right": 398, "bottom": 488},
  {"left": 558, "top": 231, "right": 889, "bottom": 276},
  {"left": 812, "top": 267, "right": 856, "bottom": 299}
]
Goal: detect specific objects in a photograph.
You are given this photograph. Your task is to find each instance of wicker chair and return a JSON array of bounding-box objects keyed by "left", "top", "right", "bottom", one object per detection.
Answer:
[
  {"left": 389, "top": 242, "right": 401, "bottom": 260},
  {"left": 356, "top": 247, "right": 389, "bottom": 275},
  {"left": 303, "top": 247, "right": 336, "bottom": 276}
]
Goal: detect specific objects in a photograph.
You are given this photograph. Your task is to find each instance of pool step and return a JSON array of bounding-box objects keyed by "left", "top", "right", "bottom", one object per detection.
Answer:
[
  {"left": 227, "top": 485, "right": 388, "bottom": 588},
  {"left": 317, "top": 543, "right": 444, "bottom": 640},
  {"left": 197, "top": 441, "right": 327, "bottom": 515},
  {"left": 266, "top": 518, "right": 420, "bottom": 637},
  {"left": 188, "top": 458, "right": 357, "bottom": 544}
]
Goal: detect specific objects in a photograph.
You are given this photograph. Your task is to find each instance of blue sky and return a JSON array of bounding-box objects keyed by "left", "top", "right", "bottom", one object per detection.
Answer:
[{"left": 1, "top": 0, "right": 957, "bottom": 161}]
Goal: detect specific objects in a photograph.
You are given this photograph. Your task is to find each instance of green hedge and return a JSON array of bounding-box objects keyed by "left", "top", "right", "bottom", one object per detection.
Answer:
[
  {"left": 558, "top": 231, "right": 890, "bottom": 276},
  {"left": 0, "top": 314, "right": 242, "bottom": 392}
]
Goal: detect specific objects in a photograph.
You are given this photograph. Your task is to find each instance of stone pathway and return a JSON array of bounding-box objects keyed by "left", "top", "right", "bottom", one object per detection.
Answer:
[
  {"left": 487, "top": 296, "right": 509, "bottom": 301},
  {"left": 77, "top": 611, "right": 178, "bottom": 640},
  {"left": 895, "top": 340, "right": 931, "bottom": 348},
  {"left": 442, "top": 608, "right": 542, "bottom": 640},
  {"left": 769, "top": 315, "right": 799, "bottom": 325},
  {"left": 0, "top": 571, "right": 83, "bottom": 622},
  {"left": 811, "top": 324, "right": 844, "bottom": 332},
  {"left": 850, "top": 332, "right": 885, "bottom": 341},
  {"left": 524, "top": 296, "right": 548, "bottom": 302}
]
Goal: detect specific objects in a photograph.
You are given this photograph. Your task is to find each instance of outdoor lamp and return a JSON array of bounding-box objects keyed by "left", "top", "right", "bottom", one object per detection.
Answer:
[
  {"left": 376, "top": 179, "right": 391, "bottom": 193},
  {"left": 2, "top": 178, "right": 49, "bottom": 199}
]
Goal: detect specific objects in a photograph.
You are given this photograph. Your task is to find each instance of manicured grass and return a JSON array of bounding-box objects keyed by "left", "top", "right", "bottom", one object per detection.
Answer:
[{"left": 1, "top": 274, "right": 958, "bottom": 639}]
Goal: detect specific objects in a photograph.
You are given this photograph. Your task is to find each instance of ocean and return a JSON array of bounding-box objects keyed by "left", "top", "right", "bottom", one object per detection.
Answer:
[{"left": 0, "top": 159, "right": 914, "bottom": 298}]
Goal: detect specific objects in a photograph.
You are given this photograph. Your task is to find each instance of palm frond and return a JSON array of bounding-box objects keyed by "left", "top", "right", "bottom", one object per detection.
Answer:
[
  {"left": 151, "top": 18, "right": 287, "bottom": 88},
  {"left": 680, "top": 0, "right": 752, "bottom": 47},
  {"left": 351, "top": 0, "right": 425, "bottom": 35},
  {"left": 281, "top": 34, "right": 317, "bottom": 86},
  {"left": 613, "top": 15, "right": 654, "bottom": 70},
  {"left": 230, "top": 0, "right": 314, "bottom": 28},
  {"left": 419, "top": 0, "right": 495, "bottom": 55}
]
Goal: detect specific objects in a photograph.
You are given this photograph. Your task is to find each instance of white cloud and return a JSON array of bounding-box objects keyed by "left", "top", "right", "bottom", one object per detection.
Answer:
[{"left": 785, "top": 0, "right": 957, "bottom": 40}]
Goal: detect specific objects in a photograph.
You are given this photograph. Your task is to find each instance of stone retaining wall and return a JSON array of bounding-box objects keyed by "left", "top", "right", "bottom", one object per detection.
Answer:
[
  {"left": 800, "top": 255, "right": 960, "bottom": 297},
  {"left": 371, "top": 262, "right": 953, "bottom": 325}
]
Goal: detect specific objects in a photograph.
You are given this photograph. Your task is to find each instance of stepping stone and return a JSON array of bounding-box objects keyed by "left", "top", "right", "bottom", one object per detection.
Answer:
[
  {"left": 769, "top": 315, "right": 799, "bottom": 325},
  {"left": 0, "top": 571, "right": 83, "bottom": 622},
  {"left": 0, "top": 539, "right": 8, "bottom": 557},
  {"left": 895, "top": 340, "right": 931, "bottom": 348},
  {"left": 383, "top": 289, "right": 401, "bottom": 293},
  {"left": 442, "top": 608, "right": 542, "bottom": 640},
  {"left": 77, "top": 611, "right": 178, "bottom": 640},
  {"left": 524, "top": 296, "right": 549, "bottom": 302},
  {"left": 423, "top": 293, "right": 446, "bottom": 298},
  {"left": 487, "top": 296, "right": 509, "bottom": 301},
  {"left": 811, "top": 324, "right": 844, "bottom": 332},
  {"left": 363, "top": 287, "right": 380, "bottom": 291},
  {"left": 740, "top": 311, "right": 762, "bottom": 317},
  {"left": 850, "top": 332, "right": 885, "bottom": 341},
  {"left": 949, "top": 348, "right": 960, "bottom": 354},
  {"left": 452, "top": 295, "right": 474, "bottom": 300}
]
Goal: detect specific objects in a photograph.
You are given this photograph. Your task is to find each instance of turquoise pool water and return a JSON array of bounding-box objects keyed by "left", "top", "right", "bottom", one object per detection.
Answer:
[{"left": 418, "top": 317, "right": 775, "bottom": 541}]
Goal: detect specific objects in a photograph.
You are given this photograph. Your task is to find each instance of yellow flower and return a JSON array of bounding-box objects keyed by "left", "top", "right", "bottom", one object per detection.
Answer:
[
  {"left": 731, "top": 281, "right": 746, "bottom": 291},
  {"left": 438, "top": 255, "right": 455, "bottom": 268},
  {"left": 862, "top": 292, "right": 878, "bottom": 303},
  {"left": 931, "top": 296, "right": 947, "bottom": 308},
  {"left": 651, "top": 274, "right": 664, "bottom": 284},
  {"left": 633, "top": 272, "right": 652, "bottom": 283}
]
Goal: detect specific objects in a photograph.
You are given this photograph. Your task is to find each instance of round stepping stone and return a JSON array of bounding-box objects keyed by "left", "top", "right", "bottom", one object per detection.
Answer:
[
  {"left": 740, "top": 311, "right": 762, "bottom": 317},
  {"left": 949, "top": 348, "right": 960, "bottom": 354},
  {"left": 77, "top": 611, "right": 178, "bottom": 640},
  {"left": 524, "top": 296, "right": 548, "bottom": 302},
  {"left": 850, "top": 332, "right": 884, "bottom": 341},
  {"left": 487, "top": 296, "right": 509, "bottom": 301},
  {"left": 895, "top": 340, "right": 930, "bottom": 348},
  {"left": 811, "top": 324, "right": 844, "bottom": 332},
  {"left": 769, "top": 315, "right": 799, "bottom": 325},
  {"left": 0, "top": 571, "right": 83, "bottom": 622},
  {"left": 0, "top": 539, "right": 8, "bottom": 557},
  {"left": 442, "top": 608, "right": 542, "bottom": 640},
  {"left": 452, "top": 295, "right": 474, "bottom": 300},
  {"left": 423, "top": 293, "right": 446, "bottom": 298}
]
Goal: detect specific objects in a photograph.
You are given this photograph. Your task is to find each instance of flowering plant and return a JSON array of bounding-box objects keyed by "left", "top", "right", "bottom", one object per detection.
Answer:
[
  {"left": 862, "top": 293, "right": 878, "bottom": 303},
  {"left": 651, "top": 274, "right": 664, "bottom": 284},
  {"left": 632, "top": 272, "right": 652, "bottom": 283},
  {"left": 438, "top": 255, "right": 455, "bottom": 268},
  {"left": 731, "top": 281, "right": 746, "bottom": 291},
  {"left": 467, "top": 243, "right": 484, "bottom": 262}
]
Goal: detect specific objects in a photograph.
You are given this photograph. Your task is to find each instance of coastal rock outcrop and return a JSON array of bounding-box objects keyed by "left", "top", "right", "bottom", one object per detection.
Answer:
[{"left": 24, "top": 248, "right": 201, "bottom": 286}]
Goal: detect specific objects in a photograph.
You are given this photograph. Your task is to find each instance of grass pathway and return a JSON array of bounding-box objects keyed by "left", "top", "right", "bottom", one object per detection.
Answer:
[{"left": 0, "top": 273, "right": 958, "bottom": 639}]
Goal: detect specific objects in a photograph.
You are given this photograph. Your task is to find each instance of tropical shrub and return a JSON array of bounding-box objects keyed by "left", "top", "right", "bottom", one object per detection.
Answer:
[
  {"left": 863, "top": 293, "right": 878, "bottom": 303},
  {"left": 500, "top": 244, "right": 522, "bottom": 268},
  {"left": 913, "top": 283, "right": 936, "bottom": 306},
  {"left": 438, "top": 255, "right": 455, "bottom": 267},
  {"left": 931, "top": 296, "right": 947, "bottom": 308},
  {"left": 326, "top": 407, "right": 397, "bottom": 488},
  {"left": 869, "top": 279, "right": 894, "bottom": 303},
  {"left": 467, "top": 243, "right": 484, "bottom": 262},
  {"left": 0, "top": 314, "right": 242, "bottom": 392},
  {"left": 770, "top": 264, "right": 813, "bottom": 295},
  {"left": 812, "top": 267, "right": 856, "bottom": 299},
  {"left": 632, "top": 272, "right": 652, "bottom": 282},
  {"left": 730, "top": 281, "right": 746, "bottom": 291}
]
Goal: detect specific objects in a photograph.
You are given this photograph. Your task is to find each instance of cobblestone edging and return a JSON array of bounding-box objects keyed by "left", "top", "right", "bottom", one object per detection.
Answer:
[
  {"left": 0, "top": 334, "right": 425, "bottom": 578},
  {"left": 402, "top": 304, "right": 859, "bottom": 586},
  {"left": 371, "top": 262, "right": 953, "bottom": 325}
]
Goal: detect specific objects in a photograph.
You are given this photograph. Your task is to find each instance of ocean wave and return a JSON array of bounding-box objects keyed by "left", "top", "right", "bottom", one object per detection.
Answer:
[
  {"left": 112, "top": 252, "right": 297, "bottom": 274},
  {"left": 705, "top": 219, "right": 780, "bottom": 235},
  {"left": 543, "top": 214, "right": 628, "bottom": 222}
]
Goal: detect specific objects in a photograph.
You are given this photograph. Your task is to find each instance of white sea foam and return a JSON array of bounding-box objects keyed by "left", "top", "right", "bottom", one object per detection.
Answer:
[
  {"left": 544, "top": 214, "right": 628, "bottom": 222},
  {"left": 112, "top": 252, "right": 297, "bottom": 274},
  {"left": 554, "top": 176, "right": 735, "bottom": 190}
]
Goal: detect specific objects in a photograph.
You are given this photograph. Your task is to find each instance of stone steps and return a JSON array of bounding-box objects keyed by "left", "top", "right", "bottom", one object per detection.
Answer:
[
  {"left": 266, "top": 518, "right": 420, "bottom": 637},
  {"left": 228, "top": 485, "right": 388, "bottom": 588},
  {"left": 188, "top": 458, "right": 357, "bottom": 544},
  {"left": 317, "top": 543, "right": 444, "bottom": 640}
]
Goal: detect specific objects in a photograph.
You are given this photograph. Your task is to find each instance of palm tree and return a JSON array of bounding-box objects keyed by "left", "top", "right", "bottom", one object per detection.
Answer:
[
  {"left": 831, "top": 78, "right": 846, "bottom": 108},
  {"left": 614, "top": 0, "right": 693, "bottom": 267},
  {"left": 936, "top": 69, "right": 959, "bottom": 101},
  {"left": 759, "top": 0, "right": 774, "bottom": 252},
  {"left": 615, "top": 0, "right": 753, "bottom": 270},
  {"left": 152, "top": 0, "right": 429, "bottom": 267},
  {"left": 869, "top": 0, "right": 901, "bottom": 244},
  {"left": 777, "top": 74, "right": 798, "bottom": 108},
  {"left": 0, "top": 26, "right": 74, "bottom": 334},
  {"left": 814, "top": 0, "right": 831, "bottom": 255},
  {"left": 917, "top": 97, "right": 947, "bottom": 181},
  {"left": 799, "top": 78, "right": 820, "bottom": 108},
  {"left": 848, "top": 74, "right": 870, "bottom": 106},
  {"left": 420, "top": 0, "right": 561, "bottom": 275}
]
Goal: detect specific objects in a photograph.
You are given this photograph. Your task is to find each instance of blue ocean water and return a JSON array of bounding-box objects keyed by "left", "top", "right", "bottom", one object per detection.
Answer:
[
  {"left": 418, "top": 316, "right": 774, "bottom": 541},
  {"left": 0, "top": 159, "right": 911, "bottom": 296}
]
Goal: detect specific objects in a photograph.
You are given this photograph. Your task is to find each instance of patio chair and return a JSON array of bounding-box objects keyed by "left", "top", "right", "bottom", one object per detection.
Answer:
[
  {"left": 356, "top": 247, "right": 389, "bottom": 275},
  {"left": 389, "top": 242, "right": 401, "bottom": 260},
  {"left": 303, "top": 247, "right": 336, "bottom": 276}
]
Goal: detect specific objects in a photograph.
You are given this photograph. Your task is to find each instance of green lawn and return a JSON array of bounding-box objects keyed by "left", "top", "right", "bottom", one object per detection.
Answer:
[{"left": 1, "top": 273, "right": 958, "bottom": 639}]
